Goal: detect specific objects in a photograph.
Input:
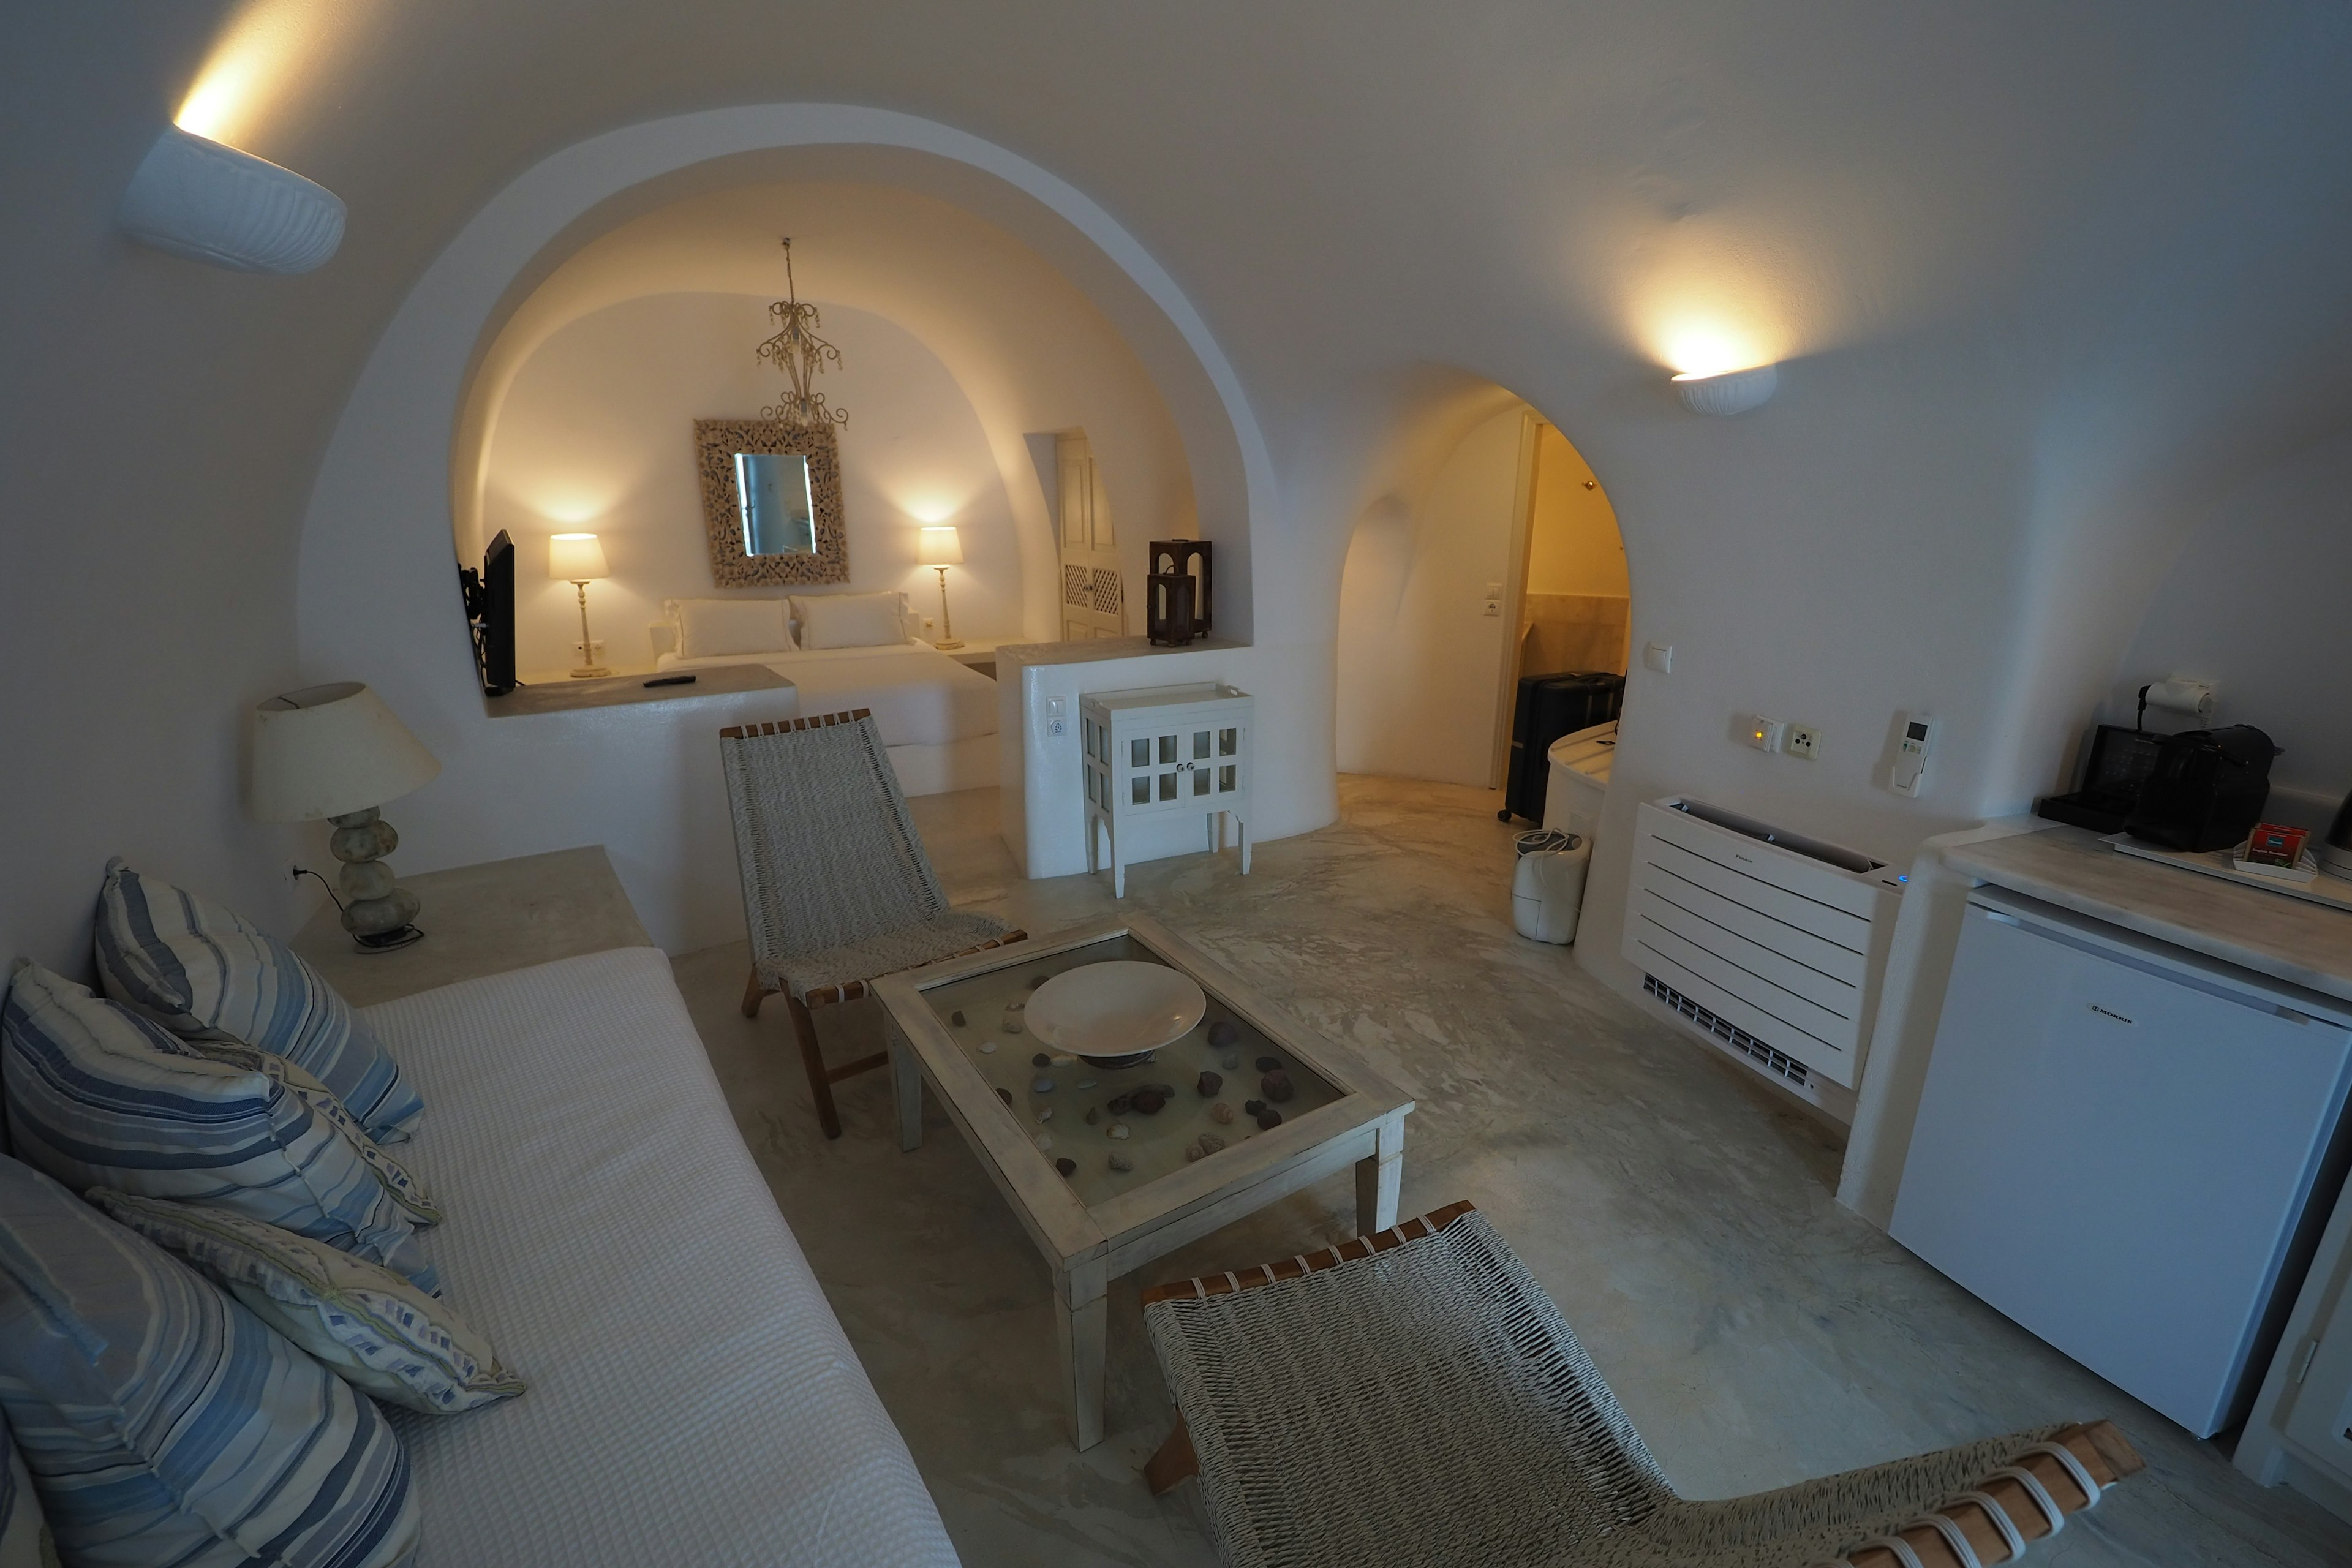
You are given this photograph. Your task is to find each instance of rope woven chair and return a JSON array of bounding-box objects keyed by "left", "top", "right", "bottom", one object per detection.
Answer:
[
  {"left": 720, "top": 709, "right": 1024, "bottom": 1139},
  {"left": 1142, "top": 1202, "right": 2143, "bottom": 1568}
]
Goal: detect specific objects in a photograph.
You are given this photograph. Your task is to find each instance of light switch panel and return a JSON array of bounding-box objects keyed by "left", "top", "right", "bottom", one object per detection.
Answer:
[{"left": 1643, "top": 643, "right": 1674, "bottom": 674}]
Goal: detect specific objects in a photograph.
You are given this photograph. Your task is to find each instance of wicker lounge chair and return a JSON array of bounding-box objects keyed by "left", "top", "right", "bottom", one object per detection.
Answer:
[
  {"left": 721, "top": 709, "right": 1024, "bottom": 1138},
  {"left": 1142, "top": 1201, "right": 2141, "bottom": 1568}
]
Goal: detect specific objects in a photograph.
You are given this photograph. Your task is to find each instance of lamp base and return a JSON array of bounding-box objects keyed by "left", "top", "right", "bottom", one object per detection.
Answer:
[
  {"left": 933, "top": 638, "right": 965, "bottom": 651},
  {"left": 568, "top": 665, "right": 612, "bottom": 679},
  {"left": 350, "top": 924, "right": 424, "bottom": 954}
]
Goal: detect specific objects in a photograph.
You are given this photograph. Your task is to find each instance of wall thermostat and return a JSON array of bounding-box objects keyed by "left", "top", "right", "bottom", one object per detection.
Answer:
[{"left": 1891, "top": 712, "right": 1937, "bottom": 797}]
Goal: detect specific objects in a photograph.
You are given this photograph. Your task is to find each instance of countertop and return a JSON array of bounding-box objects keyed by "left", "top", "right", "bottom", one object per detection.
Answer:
[
  {"left": 1946, "top": 824, "right": 2352, "bottom": 1005},
  {"left": 481, "top": 661, "right": 792, "bottom": 718},
  {"left": 997, "top": 635, "right": 1246, "bottom": 669},
  {"left": 290, "top": 845, "right": 651, "bottom": 1007}
]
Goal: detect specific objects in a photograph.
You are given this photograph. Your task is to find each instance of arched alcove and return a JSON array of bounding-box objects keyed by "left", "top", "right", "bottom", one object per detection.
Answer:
[
  {"left": 1333, "top": 382, "right": 1631, "bottom": 796},
  {"left": 292, "top": 105, "right": 1287, "bottom": 951}
]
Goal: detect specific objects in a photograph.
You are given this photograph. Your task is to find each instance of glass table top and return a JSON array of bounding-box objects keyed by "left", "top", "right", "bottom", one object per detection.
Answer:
[{"left": 919, "top": 933, "right": 1341, "bottom": 1206}]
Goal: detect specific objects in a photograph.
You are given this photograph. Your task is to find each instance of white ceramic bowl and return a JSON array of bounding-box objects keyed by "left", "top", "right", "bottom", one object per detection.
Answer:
[{"left": 1027, "top": 962, "right": 1207, "bottom": 1064}]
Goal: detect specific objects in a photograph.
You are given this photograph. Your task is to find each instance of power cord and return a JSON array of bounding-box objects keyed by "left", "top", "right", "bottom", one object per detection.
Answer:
[{"left": 290, "top": 865, "right": 344, "bottom": 914}]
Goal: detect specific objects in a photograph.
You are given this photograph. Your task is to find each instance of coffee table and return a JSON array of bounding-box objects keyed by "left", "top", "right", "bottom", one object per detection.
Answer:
[{"left": 874, "top": 913, "right": 1414, "bottom": 1450}]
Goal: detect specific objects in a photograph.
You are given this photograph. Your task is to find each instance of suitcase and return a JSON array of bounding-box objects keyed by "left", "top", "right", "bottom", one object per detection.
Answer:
[{"left": 1502, "top": 671, "right": 1624, "bottom": 823}]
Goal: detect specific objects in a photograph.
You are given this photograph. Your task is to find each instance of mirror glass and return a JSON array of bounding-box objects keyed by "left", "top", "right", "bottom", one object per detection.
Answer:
[{"left": 734, "top": 452, "right": 816, "bottom": 556}]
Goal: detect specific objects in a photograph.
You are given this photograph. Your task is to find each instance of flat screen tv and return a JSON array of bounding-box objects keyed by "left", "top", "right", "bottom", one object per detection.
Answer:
[{"left": 458, "top": 530, "right": 516, "bottom": 695}]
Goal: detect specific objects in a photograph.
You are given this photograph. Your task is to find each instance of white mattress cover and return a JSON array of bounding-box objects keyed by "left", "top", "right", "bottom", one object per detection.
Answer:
[
  {"left": 360, "top": 949, "right": 958, "bottom": 1568},
  {"left": 655, "top": 641, "right": 995, "bottom": 748}
]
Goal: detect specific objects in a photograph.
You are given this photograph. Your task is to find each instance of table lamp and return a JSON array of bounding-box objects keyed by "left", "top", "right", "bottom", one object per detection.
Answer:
[
  {"left": 919, "top": 526, "right": 964, "bottom": 650},
  {"left": 549, "top": 532, "right": 611, "bottom": 677},
  {"left": 251, "top": 682, "right": 442, "bottom": 952}
]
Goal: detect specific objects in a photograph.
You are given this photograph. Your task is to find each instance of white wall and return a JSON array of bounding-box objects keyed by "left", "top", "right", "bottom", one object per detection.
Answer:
[
  {"left": 482, "top": 292, "right": 1022, "bottom": 676},
  {"left": 1333, "top": 405, "right": 1525, "bottom": 785},
  {"left": 2101, "top": 425, "right": 2352, "bottom": 822},
  {"left": 1526, "top": 424, "right": 1629, "bottom": 599}
]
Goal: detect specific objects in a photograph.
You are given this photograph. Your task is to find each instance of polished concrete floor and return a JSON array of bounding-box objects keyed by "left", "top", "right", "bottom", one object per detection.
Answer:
[{"left": 674, "top": 777, "right": 2352, "bottom": 1567}]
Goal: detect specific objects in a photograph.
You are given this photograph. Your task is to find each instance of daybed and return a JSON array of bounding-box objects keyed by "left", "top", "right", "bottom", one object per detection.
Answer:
[{"left": 362, "top": 944, "right": 960, "bottom": 1566}]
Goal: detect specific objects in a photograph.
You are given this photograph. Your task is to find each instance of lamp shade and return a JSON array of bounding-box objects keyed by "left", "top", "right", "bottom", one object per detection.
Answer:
[
  {"left": 918, "top": 526, "right": 963, "bottom": 565},
  {"left": 1672, "top": 363, "right": 1779, "bottom": 416},
  {"left": 250, "top": 682, "right": 441, "bottom": 823},
  {"left": 548, "top": 533, "right": 609, "bottom": 580}
]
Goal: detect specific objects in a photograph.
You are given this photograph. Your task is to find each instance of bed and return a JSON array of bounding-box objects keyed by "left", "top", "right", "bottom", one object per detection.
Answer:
[{"left": 654, "top": 598, "right": 997, "bottom": 796}]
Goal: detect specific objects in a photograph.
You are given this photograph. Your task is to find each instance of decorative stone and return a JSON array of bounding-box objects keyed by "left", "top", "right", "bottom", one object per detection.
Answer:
[
  {"left": 1055, "top": 1157, "right": 1077, "bottom": 1177},
  {"left": 1261, "top": 1070, "right": 1294, "bottom": 1103},
  {"left": 1256, "top": 1055, "right": 1281, "bottom": 1072},
  {"left": 1222, "top": 1054, "right": 1242, "bottom": 1071},
  {"left": 1031, "top": 1052, "right": 1052, "bottom": 1068},
  {"left": 950, "top": 1010, "right": 966, "bottom": 1027},
  {"left": 1197, "top": 1133, "right": 1226, "bottom": 1156},
  {"left": 1108, "top": 1122, "right": 1131, "bottom": 1140},
  {"left": 1209, "top": 1101, "right": 1236, "bottom": 1125},
  {"left": 1256, "top": 1107, "right": 1284, "bottom": 1131},
  {"left": 1077, "top": 1079, "right": 1097, "bottom": 1090},
  {"left": 1031, "top": 1076, "right": 1055, "bottom": 1094},
  {"left": 1001, "top": 1019, "right": 1024, "bottom": 1035},
  {"left": 1084, "top": 1107, "right": 1099, "bottom": 1125},
  {"left": 1143, "top": 1082, "right": 1177, "bottom": 1099},
  {"left": 1029, "top": 974, "right": 1049, "bottom": 989},
  {"left": 1037, "top": 1107, "right": 1054, "bottom": 1122},
  {"left": 1107, "top": 1152, "right": 1133, "bottom": 1173},
  {"left": 995, "top": 1087, "right": 1013, "bottom": 1107},
  {"left": 1208, "top": 1020, "right": 1239, "bottom": 1049},
  {"left": 979, "top": 1041, "right": 997, "bottom": 1054},
  {"left": 1106, "top": 1093, "right": 1133, "bottom": 1116},
  {"left": 1036, "top": 1133, "right": 1054, "bottom": 1152},
  {"left": 1245, "top": 1099, "right": 1265, "bottom": 1116},
  {"left": 1131, "top": 1088, "right": 1166, "bottom": 1115},
  {"left": 1184, "top": 1140, "right": 1205, "bottom": 1163},
  {"left": 1196, "top": 1071, "right": 1223, "bottom": 1097}
]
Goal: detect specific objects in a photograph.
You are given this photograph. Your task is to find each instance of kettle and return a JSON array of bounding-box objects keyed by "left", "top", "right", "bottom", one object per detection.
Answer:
[{"left": 2121, "top": 725, "right": 2281, "bottom": 853}]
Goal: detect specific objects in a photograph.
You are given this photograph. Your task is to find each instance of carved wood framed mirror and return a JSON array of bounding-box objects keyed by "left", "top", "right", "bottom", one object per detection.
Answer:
[{"left": 693, "top": 418, "right": 849, "bottom": 586}]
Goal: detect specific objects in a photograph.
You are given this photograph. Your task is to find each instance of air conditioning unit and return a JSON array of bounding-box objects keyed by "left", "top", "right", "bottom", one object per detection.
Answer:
[{"left": 1622, "top": 797, "right": 1905, "bottom": 1118}]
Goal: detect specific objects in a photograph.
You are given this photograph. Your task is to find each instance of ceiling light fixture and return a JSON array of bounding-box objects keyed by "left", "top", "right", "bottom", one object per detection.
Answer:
[
  {"left": 756, "top": 237, "right": 847, "bottom": 428},
  {"left": 1671, "top": 363, "right": 1779, "bottom": 417},
  {"left": 118, "top": 124, "right": 345, "bottom": 274}
]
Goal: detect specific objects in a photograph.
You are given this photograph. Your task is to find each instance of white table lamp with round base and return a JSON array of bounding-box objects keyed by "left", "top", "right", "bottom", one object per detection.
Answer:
[
  {"left": 250, "top": 682, "right": 442, "bottom": 952},
  {"left": 549, "top": 532, "right": 611, "bottom": 677},
  {"left": 919, "top": 526, "right": 964, "bottom": 650}
]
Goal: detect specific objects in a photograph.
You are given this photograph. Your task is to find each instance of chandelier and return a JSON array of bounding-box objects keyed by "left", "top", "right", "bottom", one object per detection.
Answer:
[{"left": 756, "top": 237, "right": 847, "bottom": 428}]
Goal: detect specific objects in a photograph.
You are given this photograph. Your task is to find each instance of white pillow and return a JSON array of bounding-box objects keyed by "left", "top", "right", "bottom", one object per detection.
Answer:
[
  {"left": 792, "top": 590, "right": 911, "bottom": 650},
  {"left": 673, "top": 597, "right": 793, "bottom": 658}
]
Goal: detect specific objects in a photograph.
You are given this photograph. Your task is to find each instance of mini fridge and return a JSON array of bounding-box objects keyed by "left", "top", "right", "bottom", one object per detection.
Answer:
[{"left": 1892, "top": 888, "right": 2352, "bottom": 1436}]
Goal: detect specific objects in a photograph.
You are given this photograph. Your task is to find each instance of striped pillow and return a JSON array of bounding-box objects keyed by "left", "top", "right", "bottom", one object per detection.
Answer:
[
  {"left": 91, "top": 1192, "right": 526, "bottom": 1417},
  {"left": 1, "top": 1413, "right": 54, "bottom": 1568},
  {"left": 0, "top": 1156, "right": 420, "bottom": 1567},
  {"left": 94, "top": 858, "right": 426, "bottom": 1143},
  {"left": 1, "top": 963, "right": 441, "bottom": 1295}
]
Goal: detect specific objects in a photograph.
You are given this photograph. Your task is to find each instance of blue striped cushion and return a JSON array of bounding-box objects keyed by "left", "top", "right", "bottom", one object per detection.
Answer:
[
  {"left": 1, "top": 1412, "right": 54, "bottom": 1568},
  {"left": 2, "top": 963, "right": 440, "bottom": 1295},
  {"left": 89, "top": 1192, "right": 526, "bottom": 1417},
  {"left": 94, "top": 858, "right": 425, "bottom": 1143},
  {"left": 0, "top": 1156, "right": 420, "bottom": 1567}
]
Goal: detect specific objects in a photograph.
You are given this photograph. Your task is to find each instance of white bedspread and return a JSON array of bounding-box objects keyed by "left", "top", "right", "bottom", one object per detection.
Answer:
[
  {"left": 655, "top": 640, "right": 995, "bottom": 748},
  {"left": 360, "top": 949, "right": 959, "bottom": 1568}
]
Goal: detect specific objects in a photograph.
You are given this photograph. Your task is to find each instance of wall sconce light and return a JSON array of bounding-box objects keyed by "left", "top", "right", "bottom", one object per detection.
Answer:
[
  {"left": 1672, "top": 363, "right": 1779, "bottom": 417},
  {"left": 118, "top": 124, "right": 345, "bottom": 274}
]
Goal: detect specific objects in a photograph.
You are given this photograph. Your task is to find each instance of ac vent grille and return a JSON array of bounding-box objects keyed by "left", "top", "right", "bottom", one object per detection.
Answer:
[{"left": 1643, "top": 974, "right": 1814, "bottom": 1088}]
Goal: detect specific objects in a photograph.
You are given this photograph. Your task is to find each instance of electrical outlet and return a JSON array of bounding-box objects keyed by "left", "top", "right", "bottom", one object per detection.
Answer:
[
  {"left": 1043, "top": 694, "right": 1069, "bottom": 740},
  {"left": 1481, "top": 598, "right": 1502, "bottom": 617},
  {"left": 1785, "top": 725, "right": 1819, "bottom": 760}
]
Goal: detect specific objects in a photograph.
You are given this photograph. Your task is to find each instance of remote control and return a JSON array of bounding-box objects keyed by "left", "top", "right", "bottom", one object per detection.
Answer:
[{"left": 643, "top": 675, "right": 697, "bottom": 688}]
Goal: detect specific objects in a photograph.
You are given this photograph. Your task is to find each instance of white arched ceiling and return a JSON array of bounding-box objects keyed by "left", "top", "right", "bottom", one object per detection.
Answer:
[
  {"left": 11, "top": 2, "right": 2352, "bottom": 981},
  {"left": 453, "top": 178, "right": 1204, "bottom": 644}
]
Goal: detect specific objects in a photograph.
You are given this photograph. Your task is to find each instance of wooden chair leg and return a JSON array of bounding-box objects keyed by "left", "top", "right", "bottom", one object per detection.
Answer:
[
  {"left": 1144, "top": 1414, "right": 1199, "bottom": 1496},
  {"left": 741, "top": 966, "right": 775, "bottom": 1018},
  {"left": 788, "top": 993, "right": 845, "bottom": 1140}
]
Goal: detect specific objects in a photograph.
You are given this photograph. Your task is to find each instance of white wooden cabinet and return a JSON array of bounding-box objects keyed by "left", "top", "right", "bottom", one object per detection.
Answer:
[
  {"left": 1080, "top": 682, "right": 1251, "bottom": 897},
  {"left": 2237, "top": 1160, "right": 2352, "bottom": 1524}
]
